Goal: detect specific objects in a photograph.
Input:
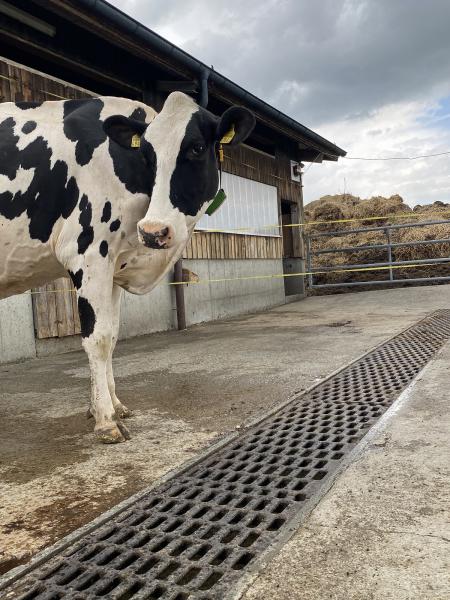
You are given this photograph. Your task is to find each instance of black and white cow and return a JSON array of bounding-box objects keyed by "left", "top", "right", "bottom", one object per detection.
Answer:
[{"left": 0, "top": 92, "right": 255, "bottom": 443}]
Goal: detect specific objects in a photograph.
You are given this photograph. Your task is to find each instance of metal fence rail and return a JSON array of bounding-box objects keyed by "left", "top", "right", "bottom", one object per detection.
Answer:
[{"left": 306, "top": 219, "right": 450, "bottom": 289}]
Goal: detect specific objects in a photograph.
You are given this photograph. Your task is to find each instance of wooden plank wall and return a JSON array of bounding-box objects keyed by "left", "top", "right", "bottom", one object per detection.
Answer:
[
  {"left": 32, "top": 278, "right": 81, "bottom": 339},
  {"left": 184, "top": 232, "right": 282, "bottom": 260},
  {"left": 0, "top": 57, "right": 95, "bottom": 103},
  {"left": 0, "top": 57, "right": 95, "bottom": 338}
]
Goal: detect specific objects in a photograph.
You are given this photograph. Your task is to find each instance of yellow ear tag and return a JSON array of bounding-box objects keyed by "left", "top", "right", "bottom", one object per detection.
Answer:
[
  {"left": 220, "top": 124, "right": 235, "bottom": 144},
  {"left": 131, "top": 134, "right": 141, "bottom": 148}
]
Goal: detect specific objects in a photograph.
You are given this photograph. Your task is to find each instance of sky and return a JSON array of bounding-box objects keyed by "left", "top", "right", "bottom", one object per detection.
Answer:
[{"left": 109, "top": 0, "right": 450, "bottom": 206}]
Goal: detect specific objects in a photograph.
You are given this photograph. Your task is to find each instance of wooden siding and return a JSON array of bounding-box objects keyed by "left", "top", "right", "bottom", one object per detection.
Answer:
[
  {"left": 184, "top": 232, "right": 282, "bottom": 260},
  {"left": 32, "top": 278, "right": 81, "bottom": 339},
  {"left": 0, "top": 56, "right": 95, "bottom": 103}
]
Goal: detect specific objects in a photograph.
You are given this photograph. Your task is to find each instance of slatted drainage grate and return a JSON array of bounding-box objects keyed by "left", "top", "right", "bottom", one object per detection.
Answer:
[{"left": 5, "top": 310, "right": 450, "bottom": 600}]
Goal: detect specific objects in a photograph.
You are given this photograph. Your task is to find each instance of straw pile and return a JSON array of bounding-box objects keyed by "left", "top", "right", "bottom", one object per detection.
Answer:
[{"left": 304, "top": 194, "right": 450, "bottom": 291}]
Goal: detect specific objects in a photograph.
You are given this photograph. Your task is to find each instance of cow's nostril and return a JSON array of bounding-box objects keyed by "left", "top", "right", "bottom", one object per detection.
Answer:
[{"left": 138, "top": 224, "right": 174, "bottom": 249}]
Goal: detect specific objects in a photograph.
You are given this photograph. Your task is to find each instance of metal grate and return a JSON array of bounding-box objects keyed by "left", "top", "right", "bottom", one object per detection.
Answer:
[{"left": 5, "top": 310, "right": 450, "bottom": 600}]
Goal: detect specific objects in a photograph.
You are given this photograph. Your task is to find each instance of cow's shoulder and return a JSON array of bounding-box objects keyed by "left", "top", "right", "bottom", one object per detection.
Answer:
[{"left": 62, "top": 98, "right": 107, "bottom": 166}]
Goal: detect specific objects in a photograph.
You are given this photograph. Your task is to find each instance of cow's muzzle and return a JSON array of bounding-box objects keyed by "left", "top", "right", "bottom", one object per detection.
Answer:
[{"left": 138, "top": 222, "right": 174, "bottom": 249}]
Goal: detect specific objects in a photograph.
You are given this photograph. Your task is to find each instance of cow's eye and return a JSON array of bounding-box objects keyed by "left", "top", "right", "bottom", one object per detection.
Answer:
[{"left": 191, "top": 143, "right": 205, "bottom": 156}]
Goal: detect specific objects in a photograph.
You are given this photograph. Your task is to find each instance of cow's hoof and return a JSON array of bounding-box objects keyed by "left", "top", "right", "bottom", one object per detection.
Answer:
[
  {"left": 95, "top": 422, "right": 131, "bottom": 444},
  {"left": 115, "top": 404, "right": 133, "bottom": 419},
  {"left": 116, "top": 420, "right": 131, "bottom": 440}
]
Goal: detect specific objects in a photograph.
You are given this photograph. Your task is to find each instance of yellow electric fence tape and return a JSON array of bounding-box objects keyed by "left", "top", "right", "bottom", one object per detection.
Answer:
[
  {"left": 169, "top": 261, "right": 450, "bottom": 286},
  {"left": 29, "top": 261, "right": 449, "bottom": 294}
]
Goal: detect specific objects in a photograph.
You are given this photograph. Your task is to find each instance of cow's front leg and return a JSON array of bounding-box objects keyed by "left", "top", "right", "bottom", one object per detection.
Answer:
[
  {"left": 76, "top": 271, "right": 130, "bottom": 443},
  {"left": 107, "top": 284, "right": 133, "bottom": 419}
]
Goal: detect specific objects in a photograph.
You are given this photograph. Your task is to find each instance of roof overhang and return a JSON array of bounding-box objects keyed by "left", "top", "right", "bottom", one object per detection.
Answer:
[{"left": 3, "top": 0, "right": 346, "bottom": 161}]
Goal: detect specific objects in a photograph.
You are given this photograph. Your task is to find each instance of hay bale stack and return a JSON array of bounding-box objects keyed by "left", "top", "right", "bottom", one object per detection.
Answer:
[{"left": 305, "top": 194, "right": 450, "bottom": 290}]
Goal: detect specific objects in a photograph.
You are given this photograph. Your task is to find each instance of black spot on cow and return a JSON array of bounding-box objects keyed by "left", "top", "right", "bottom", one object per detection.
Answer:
[
  {"left": 110, "top": 219, "right": 121, "bottom": 232},
  {"left": 77, "top": 194, "right": 94, "bottom": 254},
  {"left": 105, "top": 108, "right": 155, "bottom": 195},
  {"left": 101, "top": 200, "right": 111, "bottom": 223},
  {"left": 99, "top": 240, "right": 108, "bottom": 257},
  {"left": 62, "top": 99, "right": 86, "bottom": 117},
  {"left": 0, "top": 117, "right": 20, "bottom": 180},
  {"left": 15, "top": 101, "right": 42, "bottom": 110},
  {"left": 108, "top": 139, "right": 154, "bottom": 195},
  {"left": 78, "top": 296, "right": 96, "bottom": 338},
  {"left": 22, "top": 121, "right": 37, "bottom": 134},
  {"left": 130, "top": 107, "right": 147, "bottom": 121},
  {"left": 28, "top": 164, "right": 79, "bottom": 242},
  {"left": 69, "top": 269, "right": 83, "bottom": 289},
  {"left": 0, "top": 118, "right": 79, "bottom": 241},
  {"left": 63, "top": 98, "right": 107, "bottom": 166}
]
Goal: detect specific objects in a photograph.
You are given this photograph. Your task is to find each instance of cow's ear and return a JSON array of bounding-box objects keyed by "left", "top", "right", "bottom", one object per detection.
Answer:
[
  {"left": 216, "top": 107, "right": 256, "bottom": 146},
  {"left": 103, "top": 116, "right": 148, "bottom": 149}
]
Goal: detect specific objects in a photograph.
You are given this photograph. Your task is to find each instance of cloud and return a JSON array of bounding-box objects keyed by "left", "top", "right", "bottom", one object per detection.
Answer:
[
  {"left": 110, "top": 0, "right": 450, "bottom": 123},
  {"left": 303, "top": 97, "right": 450, "bottom": 204},
  {"left": 108, "top": 0, "right": 450, "bottom": 205}
]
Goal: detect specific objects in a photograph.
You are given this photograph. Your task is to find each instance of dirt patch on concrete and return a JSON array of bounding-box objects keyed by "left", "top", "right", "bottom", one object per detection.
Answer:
[{"left": 0, "top": 407, "right": 216, "bottom": 575}]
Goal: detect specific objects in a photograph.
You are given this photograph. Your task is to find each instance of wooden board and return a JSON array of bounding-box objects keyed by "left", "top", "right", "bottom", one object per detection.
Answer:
[{"left": 184, "top": 232, "right": 283, "bottom": 260}]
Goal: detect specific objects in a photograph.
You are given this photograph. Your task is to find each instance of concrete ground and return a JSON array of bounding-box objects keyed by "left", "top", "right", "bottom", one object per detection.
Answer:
[
  {"left": 240, "top": 338, "right": 450, "bottom": 600},
  {"left": 1, "top": 285, "right": 450, "bottom": 583}
]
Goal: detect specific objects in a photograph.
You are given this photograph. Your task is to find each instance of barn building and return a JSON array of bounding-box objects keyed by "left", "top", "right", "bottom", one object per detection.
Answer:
[{"left": 0, "top": 0, "right": 346, "bottom": 363}]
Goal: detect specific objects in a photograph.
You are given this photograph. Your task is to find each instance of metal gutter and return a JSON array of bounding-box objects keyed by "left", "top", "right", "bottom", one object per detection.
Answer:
[{"left": 75, "top": 0, "right": 346, "bottom": 158}]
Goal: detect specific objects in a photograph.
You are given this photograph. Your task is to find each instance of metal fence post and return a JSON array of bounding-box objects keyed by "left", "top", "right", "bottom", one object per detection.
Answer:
[
  {"left": 306, "top": 235, "right": 314, "bottom": 289},
  {"left": 385, "top": 227, "right": 394, "bottom": 281},
  {"left": 173, "top": 259, "right": 187, "bottom": 330}
]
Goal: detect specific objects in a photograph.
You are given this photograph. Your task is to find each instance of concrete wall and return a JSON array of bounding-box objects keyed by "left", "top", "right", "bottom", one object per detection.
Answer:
[
  {"left": 119, "top": 271, "right": 175, "bottom": 340},
  {"left": 0, "top": 259, "right": 288, "bottom": 363},
  {"left": 184, "top": 259, "right": 285, "bottom": 325},
  {"left": 118, "top": 258, "right": 286, "bottom": 337},
  {"left": 0, "top": 292, "right": 36, "bottom": 363}
]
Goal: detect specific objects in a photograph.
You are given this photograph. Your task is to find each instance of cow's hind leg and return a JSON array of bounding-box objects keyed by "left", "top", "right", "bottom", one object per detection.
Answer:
[
  {"left": 74, "top": 264, "right": 130, "bottom": 443},
  {"left": 108, "top": 284, "right": 133, "bottom": 419}
]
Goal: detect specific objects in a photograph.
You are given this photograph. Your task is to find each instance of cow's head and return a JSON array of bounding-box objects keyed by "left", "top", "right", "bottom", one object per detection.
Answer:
[{"left": 103, "top": 92, "right": 255, "bottom": 250}]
